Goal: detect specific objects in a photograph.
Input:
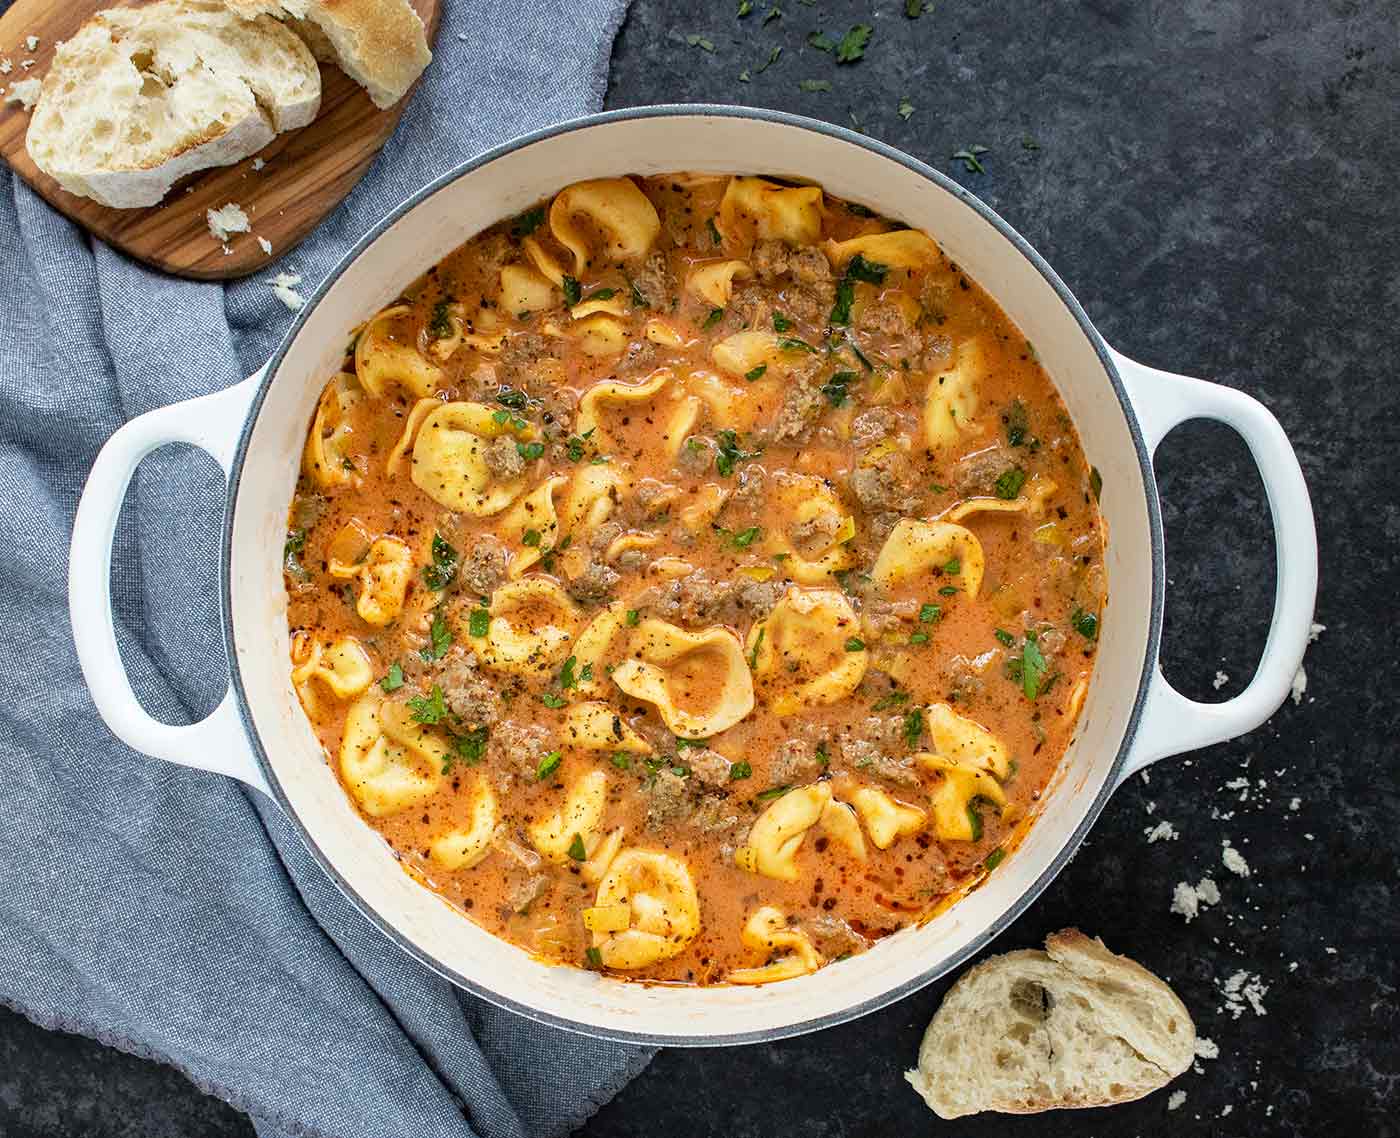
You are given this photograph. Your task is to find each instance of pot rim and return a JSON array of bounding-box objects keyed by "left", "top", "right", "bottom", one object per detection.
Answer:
[{"left": 221, "top": 103, "right": 1164, "bottom": 1046}]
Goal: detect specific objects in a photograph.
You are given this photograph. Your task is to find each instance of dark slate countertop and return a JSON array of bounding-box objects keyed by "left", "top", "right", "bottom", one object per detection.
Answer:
[{"left": 3, "top": 1, "right": 1394, "bottom": 1135}]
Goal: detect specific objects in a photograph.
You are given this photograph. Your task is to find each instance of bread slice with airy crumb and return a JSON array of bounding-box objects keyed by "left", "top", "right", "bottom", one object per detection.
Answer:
[
  {"left": 223, "top": 0, "right": 431, "bottom": 109},
  {"left": 25, "top": 0, "right": 319, "bottom": 209},
  {"left": 904, "top": 929, "right": 1196, "bottom": 1119}
]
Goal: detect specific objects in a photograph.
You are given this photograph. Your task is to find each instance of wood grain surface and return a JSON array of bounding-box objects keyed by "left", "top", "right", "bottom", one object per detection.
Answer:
[{"left": 0, "top": 0, "right": 438, "bottom": 280}]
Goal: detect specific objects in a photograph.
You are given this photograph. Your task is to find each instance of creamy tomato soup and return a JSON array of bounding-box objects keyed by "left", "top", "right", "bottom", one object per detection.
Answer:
[{"left": 284, "top": 173, "right": 1106, "bottom": 985}]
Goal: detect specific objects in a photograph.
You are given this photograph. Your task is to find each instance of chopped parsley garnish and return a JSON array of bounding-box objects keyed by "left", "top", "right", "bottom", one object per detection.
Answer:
[
  {"left": 844, "top": 636, "right": 866, "bottom": 652},
  {"left": 562, "top": 275, "right": 582, "bottom": 306},
  {"left": 715, "top": 428, "right": 758, "bottom": 476},
  {"left": 516, "top": 441, "right": 546, "bottom": 461},
  {"left": 540, "top": 692, "right": 568, "bottom": 709},
  {"left": 1019, "top": 631, "right": 1049, "bottom": 700},
  {"left": 1089, "top": 466, "right": 1103, "bottom": 502},
  {"left": 944, "top": 557, "right": 961, "bottom": 575},
  {"left": 1071, "top": 607, "right": 1100, "bottom": 641},
  {"left": 772, "top": 311, "right": 794, "bottom": 334},
  {"left": 919, "top": 603, "right": 942, "bottom": 623},
  {"left": 422, "top": 533, "right": 459, "bottom": 590},
  {"left": 589, "top": 288, "right": 616, "bottom": 301},
  {"left": 565, "top": 430, "right": 595, "bottom": 462},
  {"left": 408, "top": 684, "right": 448, "bottom": 725},
  {"left": 468, "top": 607, "right": 490, "bottom": 638},
  {"left": 558, "top": 655, "right": 580, "bottom": 690},
  {"left": 446, "top": 725, "right": 489, "bottom": 770},
  {"left": 745, "top": 364, "right": 768, "bottom": 381},
  {"left": 380, "top": 663, "right": 404, "bottom": 693},
  {"left": 703, "top": 307, "right": 725, "bottom": 329},
  {"left": 994, "top": 467, "right": 1027, "bottom": 499},
  {"left": 283, "top": 529, "right": 308, "bottom": 579},
  {"left": 994, "top": 628, "right": 1015, "bottom": 647},
  {"left": 820, "top": 370, "right": 856, "bottom": 407},
  {"left": 902, "top": 709, "right": 924, "bottom": 748},
  {"left": 510, "top": 205, "right": 545, "bottom": 238},
  {"left": 536, "top": 750, "right": 562, "bottom": 779},
  {"left": 729, "top": 761, "right": 753, "bottom": 781},
  {"left": 748, "top": 626, "right": 766, "bottom": 670},
  {"left": 707, "top": 217, "right": 723, "bottom": 246},
  {"left": 966, "top": 800, "right": 984, "bottom": 841},
  {"left": 611, "top": 752, "right": 632, "bottom": 770},
  {"left": 938, "top": 585, "right": 958, "bottom": 596},
  {"left": 952, "top": 145, "right": 990, "bottom": 175},
  {"left": 627, "top": 275, "right": 650, "bottom": 308},
  {"left": 1006, "top": 399, "right": 1029, "bottom": 447},
  {"left": 984, "top": 848, "right": 1006, "bottom": 870},
  {"left": 625, "top": 609, "right": 641, "bottom": 626},
  {"left": 778, "top": 336, "right": 817, "bottom": 353},
  {"left": 756, "top": 784, "right": 792, "bottom": 801},
  {"left": 421, "top": 612, "right": 452, "bottom": 661},
  {"left": 521, "top": 528, "right": 542, "bottom": 547},
  {"left": 730, "top": 525, "right": 762, "bottom": 548},
  {"left": 427, "top": 298, "right": 454, "bottom": 340},
  {"left": 834, "top": 23, "right": 872, "bottom": 63},
  {"left": 846, "top": 253, "right": 888, "bottom": 284},
  {"left": 495, "top": 386, "right": 529, "bottom": 412},
  {"left": 566, "top": 833, "right": 587, "bottom": 861},
  {"left": 871, "top": 690, "right": 909, "bottom": 711},
  {"left": 585, "top": 946, "right": 603, "bottom": 968},
  {"left": 829, "top": 254, "right": 887, "bottom": 325},
  {"left": 909, "top": 631, "right": 930, "bottom": 645}
]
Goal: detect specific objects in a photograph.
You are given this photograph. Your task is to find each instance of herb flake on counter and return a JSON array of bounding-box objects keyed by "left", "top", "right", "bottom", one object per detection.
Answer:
[
  {"left": 380, "top": 663, "right": 404, "bottom": 693},
  {"left": 799, "top": 78, "right": 833, "bottom": 92},
  {"left": 536, "top": 750, "right": 562, "bottom": 779},
  {"left": 952, "top": 145, "right": 989, "bottom": 174},
  {"left": 738, "top": 0, "right": 753, "bottom": 14},
  {"left": 756, "top": 45, "right": 782, "bottom": 73},
  {"left": 764, "top": 2, "right": 782, "bottom": 24},
  {"left": 898, "top": 97, "right": 915, "bottom": 121},
  {"left": 686, "top": 34, "right": 715, "bottom": 52},
  {"left": 808, "top": 31, "right": 834, "bottom": 52},
  {"left": 835, "top": 24, "right": 872, "bottom": 63},
  {"left": 905, "top": 0, "right": 927, "bottom": 15}
]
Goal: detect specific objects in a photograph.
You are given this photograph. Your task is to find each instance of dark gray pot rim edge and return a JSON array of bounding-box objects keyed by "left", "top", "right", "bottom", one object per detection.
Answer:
[{"left": 220, "top": 103, "right": 1163, "bottom": 1049}]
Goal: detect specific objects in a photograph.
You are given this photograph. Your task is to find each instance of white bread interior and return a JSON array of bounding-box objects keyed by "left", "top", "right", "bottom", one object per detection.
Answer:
[
  {"left": 904, "top": 928, "right": 1196, "bottom": 1119},
  {"left": 25, "top": 0, "right": 320, "bottom": 209}
]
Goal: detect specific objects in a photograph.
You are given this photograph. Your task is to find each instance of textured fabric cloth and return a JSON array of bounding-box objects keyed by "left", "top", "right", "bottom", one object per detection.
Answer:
[{"left": 0, "top": 2, "right": 653, "bottom": 1136}]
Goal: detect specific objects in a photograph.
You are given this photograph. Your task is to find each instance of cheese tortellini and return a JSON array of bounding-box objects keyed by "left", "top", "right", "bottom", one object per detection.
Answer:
[
  {"left": 747, "top": 588, "right": 867, "bottom": 715},
  {"left": 576, "top": 369, "right": 700, "bottom": 461},
  {"left": 765, "top": 474, "right": 856, "bottom": 585},
  {"left": 585, "top": 849, "right": 700, "bottom": 969},
  {"left": 338, "top": 694, "right": 444, "bottom": 818},
  {"left": 872, "top": 519, "right": 986, "bottom": 599},
  {"left": 686, "top": 259, "right": 753, "bottom": 308},
  {"left": 611, "top": 619, "right": 754, "bottom": 738},
  {"left": 562, "top": 702, "right": 655, "bottom": 754},
  {"left": 290, "top": 633, "right": 374, "bottom": 710},
  {"left": 303, "top": 374, "right": 364, "bottom": 490},
  {"left": 916, "top": 704, "right": 1013, "bottom": 841},
  {"left": 474, "top": 578, "right": 580, "bottom": 676},
  {"left": 409, "top": 401, "right": 537, "bottom": 514},
  {"left": 529, "top": 769, "right": 608, "bottom": 862},
  {"left": 849, "top": 786, "right": 927, "bottom": 850},
  {"left": 736, "top": 782, "right": 832, "bottom": 882},
  {"left": 429, "top": 780, "right": 499, "bottom": 870},
  {"left": 925, "top": 337, "right": 988, "bottom": 448},
  {"left": 717, "top": 176, "right": 824, "bottom": 248},
  {"left": 498, "top": 475, "right": 565, "bottom": 577},
  {"left": 727, "top": 906, "right": 822, "bottom": 985},
  {"left": 549, "top": 177, "right": 661, "bottom": 272},
  {"left": 354, "top": 305, "right": 444, "bottom": 399},
  {"left": 824, "top": 229, "right": 939, "bottom": 270},
  {"left": 354, "top": 537, "right": 414, "bottom": 627}
]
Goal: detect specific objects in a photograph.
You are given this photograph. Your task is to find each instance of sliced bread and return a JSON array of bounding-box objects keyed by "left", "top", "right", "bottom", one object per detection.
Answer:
[
  {"left": 25, "top": 0, "right": 320, "bottom": 209},
  {"left": 905, "top": 928, "right": 1196, "bottom": 1119},
  {"left": 223, "top": 0, "right": 431, "bottom": 109}
]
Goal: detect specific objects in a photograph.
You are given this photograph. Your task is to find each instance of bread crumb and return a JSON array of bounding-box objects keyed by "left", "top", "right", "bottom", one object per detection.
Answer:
[
  {"left": 3, "top": 77, "right": 40, "bottom": 109},
  {"left": 1171, "top": 877, "right": 1220, "bottom": 921},
  {"left": 1167, "top": 1089, "right": 1187, "bottom": 1111},
  {"left": 257, "top": 235, "right": 273, "bottom": 255},
  {"left": 1213, "top": 670, "right": 1229, "bottom": 690},
  {"left": 1222, "top": 840, "right": 1250, "bottom": 877},
  {"left": 1309, "top": 621, "right": 1325, "bottom": 643},
  {"left": 1291, "top": 664, "right": 1307, "bottom": 705},
  {"left": 1220, "top": 969, "right": 1268, "bottom": 1018},
  {"left": 1325, "top": 946, "right": 1337, "bottom": 955},
  {"left": 1288, "top": 796, "right": 1300, "bottom": 811},
  {"left": 1144, "top": 820, "right": 1178, "bottom": 843},
  {"left": 1195, "top": 1036, "right": 1219, "bottom": 1060},
  {"left": 24, "top": 36, "right": 39, "bottom": 51},
  {"left": 207, "top": 202, "right": 250, "bottom": 243},
  {"left": 252, "top": 157, "right": 266, "bottom": 171},
  {"left": 271, "top": 271, "right": 305, "bottom": 311},
  {"left": 20, "top": 58, "right": 34, "bottom": 70},
  {"left": 0, "top": 59, "right": 11, "bottom": 74},
  {"left": 1221, "top": 1104, "right": 1233, "bottom": 1117}
]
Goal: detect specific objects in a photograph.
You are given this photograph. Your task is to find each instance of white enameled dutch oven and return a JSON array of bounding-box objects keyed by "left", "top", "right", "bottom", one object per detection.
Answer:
[{"left": 68, "top": 107, "right": 1318, "bottom": 1046}]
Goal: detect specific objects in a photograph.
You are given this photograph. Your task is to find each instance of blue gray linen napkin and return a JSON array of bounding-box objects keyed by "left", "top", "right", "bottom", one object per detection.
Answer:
[{"left": 0, "top": 2, "right": 655, "bottom": 1135}]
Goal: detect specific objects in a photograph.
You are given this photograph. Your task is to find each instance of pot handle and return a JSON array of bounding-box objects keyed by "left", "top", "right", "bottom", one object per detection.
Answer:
[
  {"left": 68, "top": 373, "right": 272, "bottom": 797},
  {"left": 1112, "top": 349, "right": 1317, "bottom": 785}
]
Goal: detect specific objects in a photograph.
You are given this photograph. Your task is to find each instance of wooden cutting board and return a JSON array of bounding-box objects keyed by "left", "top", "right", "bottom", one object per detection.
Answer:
[{"left": 0, "top": 0, "right": 438, "bottom": 280}]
